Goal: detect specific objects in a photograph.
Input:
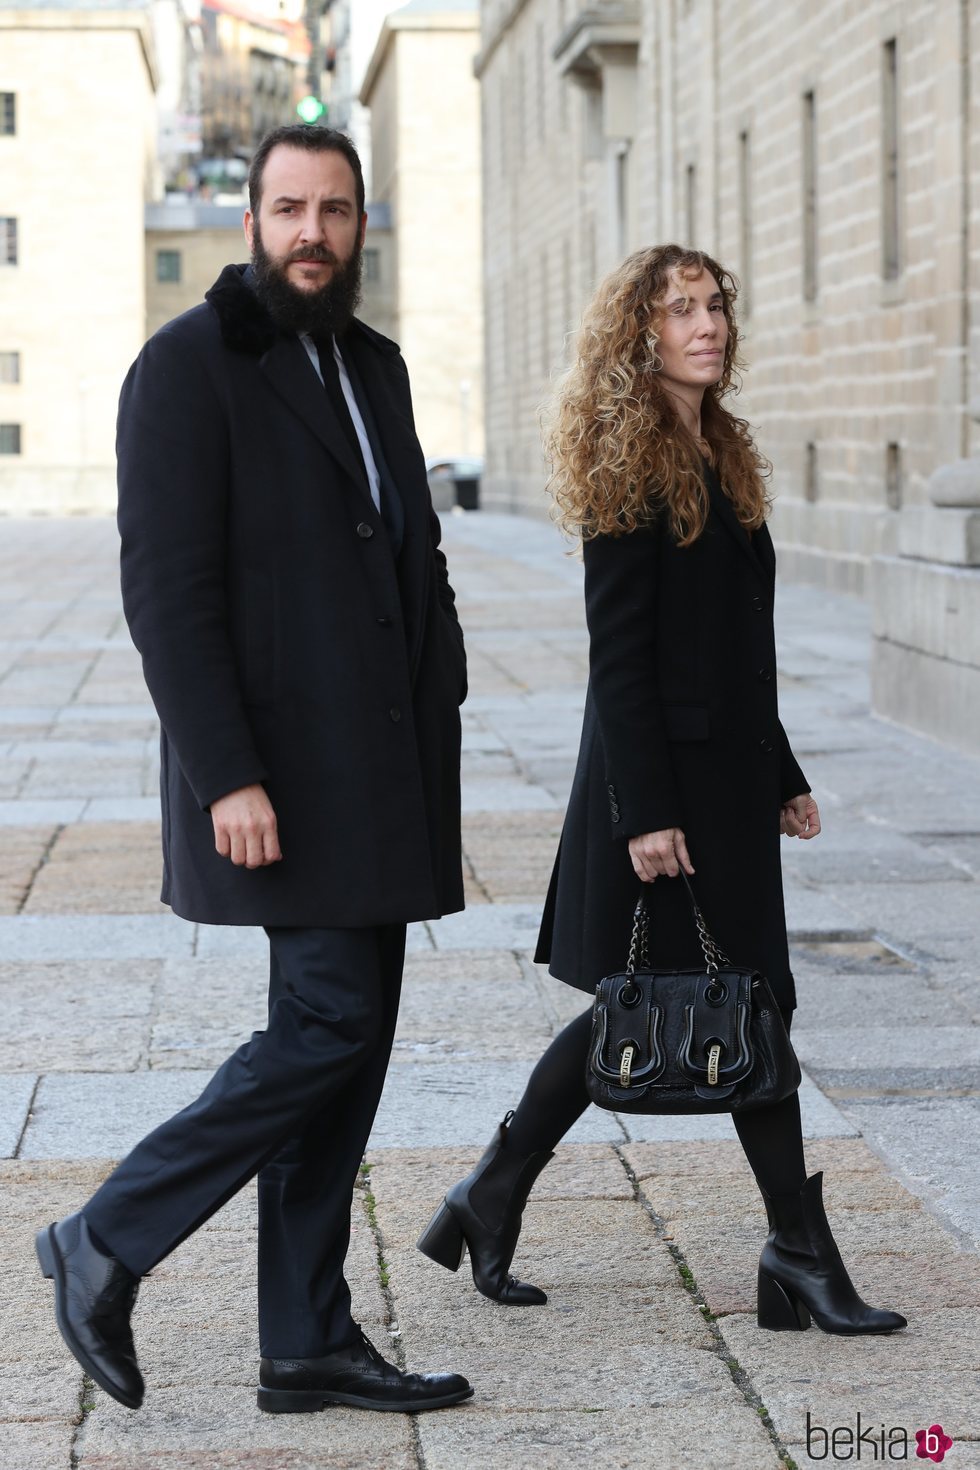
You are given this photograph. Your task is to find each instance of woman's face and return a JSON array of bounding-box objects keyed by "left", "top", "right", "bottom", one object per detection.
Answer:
[{"left": 653, "top": 268, "right": 728, "bottom": 394}]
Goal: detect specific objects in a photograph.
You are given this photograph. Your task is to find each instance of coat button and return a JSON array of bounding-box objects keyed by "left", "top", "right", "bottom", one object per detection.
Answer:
[
  {"left": 611, "top": 811, "right": 621, "bottom": 824},
  {"left": 759, "top": 737, "right": 774, "bottom": 752},
  {"left": 752, "top": 595, "right": 764, "bottom": 611},
  {"left": 758, "top": 667, "right": 772, "bottom": 682},
  {"left": 356, "top": 522, "right": 374, "bottom": 538},
  {"left": 389, "top": 706, "right": 401, "bottom": 723},
  {"left": 607, "top": 784, "right": 616, "bottom": 794}
]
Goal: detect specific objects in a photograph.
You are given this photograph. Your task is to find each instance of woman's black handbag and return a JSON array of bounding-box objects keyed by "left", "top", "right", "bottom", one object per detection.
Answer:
[{"left": 586, "top": 873, "right": 800, "bottom": 1114}]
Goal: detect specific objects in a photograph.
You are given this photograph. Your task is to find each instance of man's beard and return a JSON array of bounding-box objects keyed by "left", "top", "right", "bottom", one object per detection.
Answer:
[{"left": 250, "top": 224, "right": 363, "bottom": 338}]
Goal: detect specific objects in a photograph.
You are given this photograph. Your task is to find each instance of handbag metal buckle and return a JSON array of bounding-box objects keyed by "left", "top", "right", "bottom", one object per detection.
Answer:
[
  {"left": 620, "top": 1044, "right": 635, "bottom": 1089},
  {"left": 706, "top": 1043, "right": 721, "bottom": 1086}
]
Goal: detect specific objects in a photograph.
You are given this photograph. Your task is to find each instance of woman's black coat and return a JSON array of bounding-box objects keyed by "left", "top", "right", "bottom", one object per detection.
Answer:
[
  {"left": 535, "top": 468, "right": 809, "bottom": 1011},
  {"left": 116, "top": 264, "right": 466, "bottom": 928}
]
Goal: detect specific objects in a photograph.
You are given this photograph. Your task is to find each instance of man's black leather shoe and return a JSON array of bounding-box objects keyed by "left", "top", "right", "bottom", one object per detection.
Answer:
[
  {"left": 36, "top": 1213, "right": 144, "bottom": 1410},
  {"left": 257, "top": 1329, "right": 473, "bottom": 1413}
]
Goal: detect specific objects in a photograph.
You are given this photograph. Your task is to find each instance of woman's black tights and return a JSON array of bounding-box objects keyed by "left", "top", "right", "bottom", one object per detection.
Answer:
[{"left": 503, "top": 1005, "right": 806, "bottom": 1197}]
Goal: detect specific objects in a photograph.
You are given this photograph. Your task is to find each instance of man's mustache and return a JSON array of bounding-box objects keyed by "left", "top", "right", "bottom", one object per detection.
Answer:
[{"left": 285, "top": 245, "right": 339, "bottom": 266}]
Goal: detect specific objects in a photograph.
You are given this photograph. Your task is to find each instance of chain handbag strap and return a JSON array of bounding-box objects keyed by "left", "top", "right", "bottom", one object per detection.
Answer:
[
  {"left": 626, "top": 895, "right": 650, "bottom": 976},
  {"left": 626, "top": 871, "right": 730, "bottom": 978}
]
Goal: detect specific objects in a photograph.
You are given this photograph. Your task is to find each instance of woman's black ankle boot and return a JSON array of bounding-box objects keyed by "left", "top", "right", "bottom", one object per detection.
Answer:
[
  {"left": 416, "top": 1112, "right": 553, "bottom": 1305},
  {"left": 758, "top": 1172, "right": 907, "bottom": 1335}
]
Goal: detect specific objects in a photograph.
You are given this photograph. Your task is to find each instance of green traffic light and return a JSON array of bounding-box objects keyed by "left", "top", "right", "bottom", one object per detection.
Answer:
[{"left": 296, "top": 95, "right": 326, "bottom": 124}]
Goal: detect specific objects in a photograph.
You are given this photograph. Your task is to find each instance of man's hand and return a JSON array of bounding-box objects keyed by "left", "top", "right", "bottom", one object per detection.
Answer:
[
  {"left": 780, "top": 793, "right": 821, "bottom": 839},
  {"left": 210, "top": 784, "right": 282, "bottom": 868},
  {"left": 628, "top": 827, "right": 694, "bottom": 883}
]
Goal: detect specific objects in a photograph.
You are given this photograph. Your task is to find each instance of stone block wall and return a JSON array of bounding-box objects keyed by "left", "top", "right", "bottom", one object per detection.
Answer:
[
  {"left": 0, "top": 12, "right": 157, "bottom": 515},
  {"left": 476, "top": 0, "right": 980, "bottom": 751}
]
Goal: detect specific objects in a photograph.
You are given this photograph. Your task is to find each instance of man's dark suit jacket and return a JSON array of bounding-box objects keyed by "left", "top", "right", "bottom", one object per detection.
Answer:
[{"left": 116, "top": 263, "right": 466, "bottom": 927}]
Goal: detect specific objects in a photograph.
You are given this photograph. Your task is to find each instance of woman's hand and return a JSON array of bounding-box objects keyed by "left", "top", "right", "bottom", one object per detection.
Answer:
[
  {"left": 628, "top": 827, "right": 694, "bottom": 883},
  {"left": 780, "top": 793, "right": 821, "bottom": 839}
]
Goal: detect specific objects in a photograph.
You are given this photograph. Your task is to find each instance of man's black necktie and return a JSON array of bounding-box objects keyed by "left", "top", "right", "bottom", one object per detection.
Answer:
[
  {"left": 314, "top": 334, "right": 404, "bottom": 556},
  {"left": 316, "top": 336, "right": 368, "bottom": 489}
]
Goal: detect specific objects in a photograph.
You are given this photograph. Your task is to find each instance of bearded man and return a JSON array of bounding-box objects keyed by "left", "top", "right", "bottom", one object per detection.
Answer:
[{"left": 36, "top": 126, "right": 471, "bottom": 1416}]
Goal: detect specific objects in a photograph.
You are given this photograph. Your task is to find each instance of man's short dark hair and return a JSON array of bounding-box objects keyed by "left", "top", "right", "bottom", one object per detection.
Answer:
[{"left": 248, "top": 125, "right": 365, "bottom": 218}]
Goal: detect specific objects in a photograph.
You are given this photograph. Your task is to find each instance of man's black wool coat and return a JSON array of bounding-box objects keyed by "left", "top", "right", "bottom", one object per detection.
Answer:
[
  {"left": 116, "top": 264, "right": 466, "bottom": 927},
  {"left": 535, "top": 467, "right": 809, "bottom": 1012}
]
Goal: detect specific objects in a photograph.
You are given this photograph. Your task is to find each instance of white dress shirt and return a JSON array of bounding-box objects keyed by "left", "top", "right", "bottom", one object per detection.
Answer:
[{"left": 299, "top": 331, "right": 383, "bottom": 513}]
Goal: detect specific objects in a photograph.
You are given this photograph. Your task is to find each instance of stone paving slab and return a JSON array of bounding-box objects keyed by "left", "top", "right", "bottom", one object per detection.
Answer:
[
  {"left": 458, "top": 776, "right": 563, "bottom": 813},
  {"left": 425, "top": 904, "right": 545, "bottom": 951},
  {"left": 22, "top": 823, "right": 162, "bottom": 915},
  {"left": 81, "top": 798, "right": 162, "bottom": 823},
  {"left": 840, "top": 1098, "right": 980, "bottom": 1248},
  {"left": 790, "top": 967, "right": 972, "bottom": 1028},
  {"left": 0, "top": 1073, "right": 36, "bottom": 1156},
  {"left": 0, "top": 824, "right": 56, "bottom": 913},
  {"left": 20, "top": 1071, "right": 215, "bottom": 1159},
  {"left": 416, "top": 1409, "right": 783, "bottom": 1470},
  {"left": 794, "top": 1025, "right": 980, "bottom": 1072},
  {"left": 0, "top": 799, "right": 86, "bottom": 826},
  {"left": 0, "top": 1422, "right": 75, "bottom": 1470},
  {"left": 367, "top": 1059, "right": 626, "bottom": 1147},
  {"left": 75, "top": 1390, "right": 417, "bottom": 1468},
  {"left": 0, "top": 960, "right": 161, "bottom": 1073},
  {"left": 0, "top": 913, "right": 194, "bottom": 961},
  {"left": 55, "top": 704, "right": 157, "bottom": 724},
  {"left": 780, "top": 881, "right": 871, "bottom": 937}
]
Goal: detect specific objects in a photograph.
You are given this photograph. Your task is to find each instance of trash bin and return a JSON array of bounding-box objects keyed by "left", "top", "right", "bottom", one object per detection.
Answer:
[{"left": 453, "top": 475, "right": 479, "bottom": 511}]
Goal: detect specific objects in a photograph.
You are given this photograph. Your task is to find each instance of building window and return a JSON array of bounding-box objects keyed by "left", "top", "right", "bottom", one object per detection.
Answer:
[
  {"left": 155, "top": 249, "right": 182, "bottom": 284},
  {"left": 802, "top": 91, "right": 817, "bottom": 301},
  {"left": 885, "top": 442, "right": 902, "bottom": 509},
  {"left": 685, "top": 162, "right": 697, "bottom": 247},
  {"left": 0, "top": 424, "right": 22, "bottom": 454},
  {"left": 738, "top": 130, "right": 752, "bottom": 316},
  {"left": 363, "top": 247, "right": 380, "bottom": 283},
  {"left": 804, "top": 441, "right": 818, "bottom": 503},
  {"left": 882, "top": 38, "right": 901, "bottom": 280},
  {"left": 0, "top": 93, "right": 15, "bottom": 135},
  {"left": 0, "top": 351, "right": 20, "bottom": 383},
  {"left": 0, "top": 217, "right": 18, "bottom": 265}
]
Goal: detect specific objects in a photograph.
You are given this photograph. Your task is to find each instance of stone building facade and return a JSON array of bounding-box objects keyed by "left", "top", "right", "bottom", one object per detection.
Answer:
[
  {"left": 475, "top": 0, "right": 980, "bottom": 754},
  {"left": 0, "top": 1, "right": 158, "bottom": 515},
  {"left": 361, "top": 0, "right": 484, "bottom": 462}
]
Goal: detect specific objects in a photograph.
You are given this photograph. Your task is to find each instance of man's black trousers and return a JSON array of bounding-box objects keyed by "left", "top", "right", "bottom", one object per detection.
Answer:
[{"left": 83, "top": 923, "right": 406, "bottom": 1357}]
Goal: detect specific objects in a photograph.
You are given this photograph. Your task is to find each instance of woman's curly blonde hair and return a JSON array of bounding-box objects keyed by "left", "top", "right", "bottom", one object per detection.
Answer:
[{"left": 546, "top": 244, "right": 770, "bottom": 544}]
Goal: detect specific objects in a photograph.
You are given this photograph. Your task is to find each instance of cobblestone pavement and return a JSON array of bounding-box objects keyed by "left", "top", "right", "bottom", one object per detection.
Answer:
[{"left": 1, "top": 512, "right": 978, "bottom": 1470}]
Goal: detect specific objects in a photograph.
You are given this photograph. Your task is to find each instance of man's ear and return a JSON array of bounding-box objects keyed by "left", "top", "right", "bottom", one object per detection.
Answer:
[
  {"left": 244, "top": 209, "right": 254, "bottom": 252},
  {"left": 358, "top": 212, "right": 368, "bottom": 249}
]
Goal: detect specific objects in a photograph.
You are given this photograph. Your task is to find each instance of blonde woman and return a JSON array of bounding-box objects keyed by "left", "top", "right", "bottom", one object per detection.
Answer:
[{"left": 418, "top": 244, "right": 906, "bottom": 1337}]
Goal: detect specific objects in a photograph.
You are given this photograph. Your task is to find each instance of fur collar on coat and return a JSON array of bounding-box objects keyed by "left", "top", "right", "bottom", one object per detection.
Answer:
[{"left": 203, "top": 262, "right": 400, "bottom": 359}]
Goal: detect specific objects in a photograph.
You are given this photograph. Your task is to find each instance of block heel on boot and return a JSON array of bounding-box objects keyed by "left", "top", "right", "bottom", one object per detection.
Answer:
[
  {"left": 758, "top": 1173, "right": 907, "bottom": 1336},
  {"left": 416, "top": 1112, "right": 552, "bottom": 1305},
  {"left": 417, "top": 1202, "right": 466, "bottom": 1272},
  {"left": 757, "top": 1268, "right": 811, "bottom": 1331}
]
